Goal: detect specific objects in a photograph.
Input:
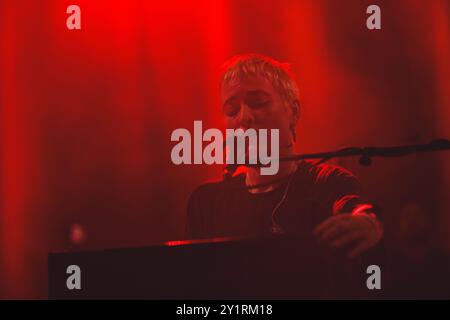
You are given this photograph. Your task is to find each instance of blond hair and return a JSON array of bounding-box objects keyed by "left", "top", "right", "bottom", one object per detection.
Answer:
[{"left": 220, "top": 53, "right": 300, "bottom": 140}]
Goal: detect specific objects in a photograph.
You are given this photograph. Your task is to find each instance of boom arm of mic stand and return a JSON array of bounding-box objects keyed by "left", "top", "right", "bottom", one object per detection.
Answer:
[
  {"left": 278, "top": 139, "right": 450, "bottom": 164},
  {"left": 224, "top": 139, "right": 450, "bottom": 177}
]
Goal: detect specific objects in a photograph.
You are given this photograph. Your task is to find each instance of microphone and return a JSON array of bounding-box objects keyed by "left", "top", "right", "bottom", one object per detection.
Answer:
[{"left": 222, "top": 130, "right": 257, "bottom": 181}]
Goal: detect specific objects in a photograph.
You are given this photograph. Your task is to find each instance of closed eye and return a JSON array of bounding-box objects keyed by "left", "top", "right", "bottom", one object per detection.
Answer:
[
  {"left": 245, "top": 91, "right": 271, "bottom": 109},
  {"left": 246, "top": 98, "right": 270, "bottom": 109},
  {"left": 223, "top": 102, "right": 240, "bottom": 117}
]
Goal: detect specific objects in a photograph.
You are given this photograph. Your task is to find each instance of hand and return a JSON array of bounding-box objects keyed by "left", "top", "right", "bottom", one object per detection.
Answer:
[{"left": 313, "top": 211, "right": 383, "bottom": 258}]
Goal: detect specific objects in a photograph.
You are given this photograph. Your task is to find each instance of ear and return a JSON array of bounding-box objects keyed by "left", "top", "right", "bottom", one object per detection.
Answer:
[
  {"left": 290, "top": 100, "right": 300, "bottom": 142},
  {"left": 291, "top": 100, "right": 300, "bottom": 120}
]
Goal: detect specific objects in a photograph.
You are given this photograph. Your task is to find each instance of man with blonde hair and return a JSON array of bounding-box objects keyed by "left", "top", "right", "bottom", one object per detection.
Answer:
[{"left": 186, "top": 54, "right": 383, "bottom": 258}]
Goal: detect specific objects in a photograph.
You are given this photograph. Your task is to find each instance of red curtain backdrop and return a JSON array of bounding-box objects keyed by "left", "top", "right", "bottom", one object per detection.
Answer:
[{"left": 1, "top": 0, "right": 449, "bottom": 298}]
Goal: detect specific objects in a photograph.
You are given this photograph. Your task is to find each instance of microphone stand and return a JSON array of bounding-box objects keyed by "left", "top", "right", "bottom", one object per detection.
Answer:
[{"left": 223, "top": 139, "right": 450, "bottom": 180}]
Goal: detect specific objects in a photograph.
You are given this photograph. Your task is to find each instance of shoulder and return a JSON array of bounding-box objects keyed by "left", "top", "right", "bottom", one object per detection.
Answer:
[
  {"left": 188, "top": 173, "right": 244, "bottom": 203},
  {"left": 188, "top": 181, "right": 219, "bottom": 204},
  {"left": 298, "top": 160, "right": 359, "bottom": 184},
  {"left": 294, "top": 161, "right": 362, "bottom": 199}
]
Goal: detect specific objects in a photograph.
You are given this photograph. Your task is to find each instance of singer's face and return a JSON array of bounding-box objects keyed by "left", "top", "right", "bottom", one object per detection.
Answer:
[{"left": 221, "top": 75, "right": 294, "bottom": 150}]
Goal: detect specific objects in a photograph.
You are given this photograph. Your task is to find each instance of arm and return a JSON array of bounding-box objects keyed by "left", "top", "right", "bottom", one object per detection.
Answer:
[
  {"left": 185, "top": 185, "right": 210, "bottom": 240},
  {"left": 309, "top": 164, "right": 384, "bottom": 258},
  {"left": 313, "top": 204, "right": 384, "bottom": 258}
]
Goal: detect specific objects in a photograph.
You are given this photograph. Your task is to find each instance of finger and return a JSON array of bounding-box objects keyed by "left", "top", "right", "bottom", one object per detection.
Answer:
[
  {"left": 316, "top": 220, "right": 353, "bottom": 244},
  {"left": 313, "top": 214, "right": 352, "bottom": 236},
  {"left": 330, "top": 230, "right": 362, "bottom": 248},
  {"left": 348, "top": 241, "right": 370, "bottom": 259},
  {"left": 313, "top": 214, "right": 352, "bottom": 237}
]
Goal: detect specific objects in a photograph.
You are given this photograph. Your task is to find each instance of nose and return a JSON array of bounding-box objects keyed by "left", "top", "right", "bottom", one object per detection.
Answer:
[{"left": 236, "top": 102, "right": 255, "bottom": 129}]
